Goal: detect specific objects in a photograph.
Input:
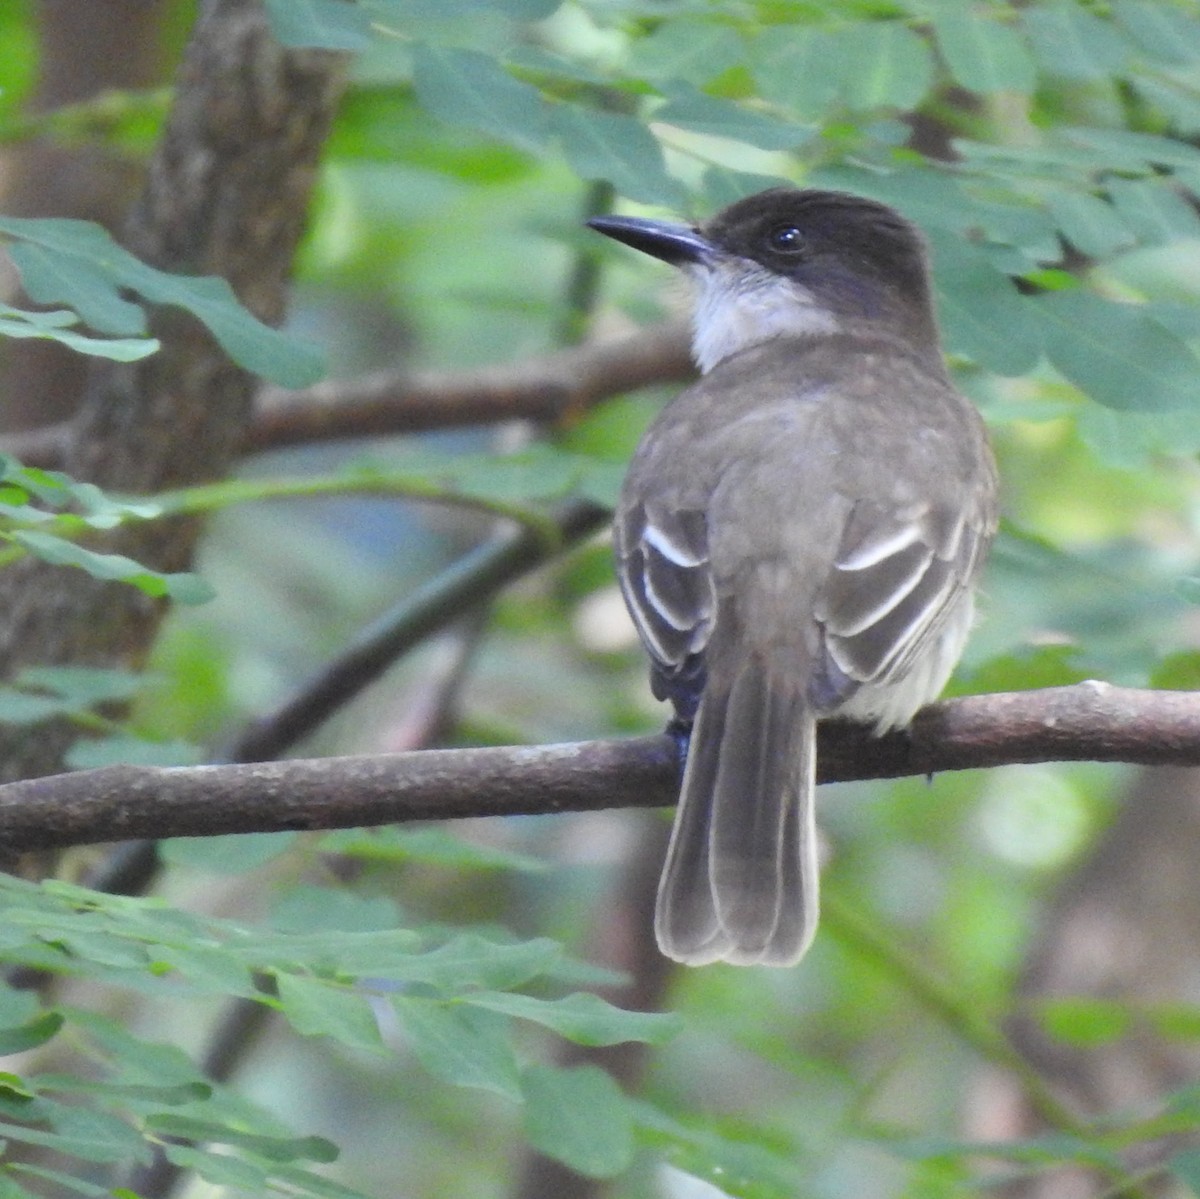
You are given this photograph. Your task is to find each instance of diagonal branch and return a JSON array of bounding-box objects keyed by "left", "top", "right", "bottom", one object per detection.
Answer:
[
  {"left": 228, "top": 498, "right": 608, "bottom": 761},
  {"left": 2, "top": 681, "right": 1197, "bottom": 853}
]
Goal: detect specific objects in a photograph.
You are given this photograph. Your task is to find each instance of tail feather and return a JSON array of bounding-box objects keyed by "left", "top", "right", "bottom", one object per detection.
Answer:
[{"left": 654, "top": 664, "right": 819, "bottom": 967}]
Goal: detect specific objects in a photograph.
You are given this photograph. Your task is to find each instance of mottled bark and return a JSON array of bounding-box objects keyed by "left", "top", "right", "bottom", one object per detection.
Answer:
[
  {"left": 0, "top": 0, "right": 350, "bottom": 780},
  {"left": 0, "top": 0, "right": 170, "bottom": 431}
]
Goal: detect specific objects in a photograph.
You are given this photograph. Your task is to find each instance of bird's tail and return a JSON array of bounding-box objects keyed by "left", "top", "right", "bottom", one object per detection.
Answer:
[{"left": 654, "top": 660, "right": 819, "bottom": 967}]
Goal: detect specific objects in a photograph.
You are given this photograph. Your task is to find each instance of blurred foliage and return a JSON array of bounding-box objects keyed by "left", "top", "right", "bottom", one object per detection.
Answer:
[{"left": 1, "top": 0, "right": 1200, "bottom": 1196}]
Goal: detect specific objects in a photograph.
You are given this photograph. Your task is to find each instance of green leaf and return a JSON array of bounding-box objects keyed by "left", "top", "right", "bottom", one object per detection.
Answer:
[
  {"left": 553, "top": 106, "right": 684, "bottom": 208},
  {"left": 15, "top": 666, "right": 143, "bottom": 706},
  {"left": 892, "top": 1131, "right": 1118, "bottom": 1169},
  {"left": 1148, "top": 1004, "right": 1200, "bottom": 1042},
  {"left": 258, "top": 1160, "right": 374, "bottom": 1199},
  {"left": 839, "top": 22, "right": 935, "bottom": 112},
  {"left": 276, "top": 973, "right": 385, "bottom": 1052},
  {"left": 377, "top": 0, "right": 561, "bottom": 18},
  {"left": 269, "top": 886, "right": 401, "bottom": 934},
  {"left": 805, "top": 162, "right": 969, "bottom": 238},
  {"left": 0, "top": 689, "right": 74, "bottom": 725},
  {"left": 1062, "top": 126, "right": 1200, "bottom": 171},
  {"left": 1150, "top": 650, "right": 1200, "bottom": 690},
  {"left": 65, "top": 735, "right": 201, "bottom": 770},
  {"left": 392, "top": 997, "right": 521, "bottom": 1099},
  {"left": 481, "top": 0, "right": 561, "bottom": 17},
  {"left": 5, "top": 234, "right": 144, "bottom": 333},
  {"left": 1036, "top": 997, "right": 1131, "bottom": 1046},
  {"left": 34, "top": 1073, "right": 210, "bottom": 1108},
  {"left": 465, "top": 991, "right": 682, "bottom": 1047},
  {"left": 8, "top": 530, "right": 216, "bottom": 604},
  {"left": 1022, "top": 5, "right": 1132, "bottom": 81},
  {"left": 751, "top": 27, "right": 848, "bottom": 118},
  {"left": 318, "top": 826, "right": 547, "bottom": 873},
  {"left": 1106, "top": 177, "right": 1200, "bottom": 245},
  {"left": 520, "top": 1064, "right": 634, "bottom": 1178},
  {"left": 441, "top": 443, "right": 584, "bottom": 503},
  {"left": 633, "top": 1100, "right": 804, "bottom": 1198},
  {"left": 927, "top": 234, "right": 1042, "bottom": 376},
  {"left": 1035, "top": 291, "right": 1200, "bottom": 411},
  {"left": 1077, "top": 398, "right": 1200, "bottom": 466},
  {"left": 931, "top": 10, "right": 1036, "bottom": 95},
  {"left": 65, "top": 1010, "right": 203, "bottom": 1087},
  {"left": 145, "top": 1115, "right": 338, "bottom": 1164},
  {"left": 953, "top": 645, "right": 1085, "bottom": 697},
  {"left": 262, "top": 0, "right": 373, "bottom": 50},
  {"left": 1112, "top": 1, "right": 1200, "bottom": 66},
  {"left": 0, "top": 984, "right": 40, "bottom": 1027},
  {"left": 701, "top": 166, "right": 794, "bottom": 209},
  {"left": 8, "top": 1164, "right": 112, "bottom": 1198},
  {"left": 149, "top": 942, "right": 257, "bottom": 998},
  {"left": 654, "top": 86, "right": 811, "bottom": 151},
  {"left": 627, "top": 20, "right": 744, "bottom": 85},
  {"left": 411, "top": 44, "right": 549, "bottom": 154},
  {"left": 0, "top": 1011, "right": 63, "bottom": 1055},
  {"left": 0, "top": 303, "right": 159, "bottom": 361},
  {"left": 0, "top": 1108, "right": 149, "bottom": 1165},
  {"left": 238, "top": 928, "right": 423, "bottom": 977},
  {"left": 163, "top": 1144, "right": 270, "bottom": 1189},
  {"left": 381, "top": 934, "right": 562, "bottom": 991},
  {"left": 1131, "top": 76, "right": 1200, "bottom": 138},
  {"left": 159, "top": 832, "right": 298, "bottom": 875},
  {"left": 0, "top": 217, "right": 325, "bottom": 387},
  {"left": 1047, "top": 191, "right": 1136, "bottom": 257}
]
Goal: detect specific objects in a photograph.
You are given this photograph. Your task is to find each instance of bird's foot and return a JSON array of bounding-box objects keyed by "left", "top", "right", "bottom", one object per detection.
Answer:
[{"left": 665, "top": 716, "right": 692, "bottom": 781}]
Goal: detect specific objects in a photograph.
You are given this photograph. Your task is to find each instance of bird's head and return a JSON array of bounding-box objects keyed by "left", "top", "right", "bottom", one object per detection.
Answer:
[{"left": 588, "top": 188, "right": 938, "bottom": 373}]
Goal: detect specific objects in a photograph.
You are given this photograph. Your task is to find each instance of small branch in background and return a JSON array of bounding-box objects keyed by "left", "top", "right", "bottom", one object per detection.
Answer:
[
  {"left": 227, "top": 498, "right": 608, "bottom": 763},
  {"left": 4, "top": 683, "right": 1200, "bottom": 853},
  {"left": 555, "top": 179, "right": 616, "bottom": 347},
  {"left": 0, "top": 323, "right": 694, "bottom": 470},
  {"left": 377, "top": 608, "right": 493, "bottom": 753},
  {"left": 250, "top": 320, "right": 693, "bottom": 452}
]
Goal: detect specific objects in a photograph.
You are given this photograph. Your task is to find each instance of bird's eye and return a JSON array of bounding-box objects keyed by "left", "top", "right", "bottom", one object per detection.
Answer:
[{"left": 768, "top": 224, "right": 804, "bottom": 253}]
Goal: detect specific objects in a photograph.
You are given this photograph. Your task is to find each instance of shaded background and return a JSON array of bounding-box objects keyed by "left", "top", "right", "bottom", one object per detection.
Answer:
[{"left": 3, "top": 1, "right": 1200, "bottom": 1196}]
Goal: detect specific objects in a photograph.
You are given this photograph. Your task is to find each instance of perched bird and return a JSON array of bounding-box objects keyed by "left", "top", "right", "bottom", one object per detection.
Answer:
[{"left": 588, "top": 189, "right": 997, "bottom": 967}]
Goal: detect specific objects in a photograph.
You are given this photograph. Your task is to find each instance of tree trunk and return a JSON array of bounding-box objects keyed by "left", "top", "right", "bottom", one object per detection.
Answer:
[{"left": 0, "top": 0, "right": 349, "bottom": 780}]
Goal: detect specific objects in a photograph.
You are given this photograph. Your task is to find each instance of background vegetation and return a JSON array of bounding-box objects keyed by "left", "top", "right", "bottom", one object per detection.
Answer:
[{"left": 2, "top": 0, "right": 1200, "bottom": 1196}]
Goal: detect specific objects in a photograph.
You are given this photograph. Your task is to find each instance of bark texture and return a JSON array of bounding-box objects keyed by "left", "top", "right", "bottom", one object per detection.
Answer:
[
  {"left": 0, "top": 0, "right": 170, "bottom": 431},
  {"left": 0, "top": 0, "right": 350, "bottom": 780}
]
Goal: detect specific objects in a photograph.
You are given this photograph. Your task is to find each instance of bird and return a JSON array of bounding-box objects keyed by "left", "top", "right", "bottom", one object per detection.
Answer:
[{"left": 587, "top": 188, "right": 998, "bottom": 967}]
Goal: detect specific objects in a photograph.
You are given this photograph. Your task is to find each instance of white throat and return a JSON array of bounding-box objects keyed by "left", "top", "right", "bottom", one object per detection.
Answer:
[{"left": 687, "top": 260, "right": 840, "bottom": 374}]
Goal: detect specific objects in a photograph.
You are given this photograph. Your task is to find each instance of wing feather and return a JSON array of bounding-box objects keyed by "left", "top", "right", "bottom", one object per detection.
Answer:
[
  {"left": 815, "top": 500, "right": 984, "bottom": 696},
  {"left": 616, "top": 501, "right": 716, "bottom": 706}
]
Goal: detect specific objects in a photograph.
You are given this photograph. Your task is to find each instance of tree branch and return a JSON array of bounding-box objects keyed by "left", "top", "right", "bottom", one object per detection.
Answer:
[
  {"left": 0, "top": 322, "right": 695, "bottom": 469},
  {"left": 249, "top": 319, "right": 694, "bottom": 453},
  {"left": 2, "top": 682, "right": 1196, "bottom": 854},
  {"left": 227, "top": 498, "right": 608, "bottom": 762}
]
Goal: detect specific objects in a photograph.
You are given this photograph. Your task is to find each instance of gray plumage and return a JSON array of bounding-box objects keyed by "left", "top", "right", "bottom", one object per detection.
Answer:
[{"left": 591, "top": 190, "right": 998, "bottom": 966}]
